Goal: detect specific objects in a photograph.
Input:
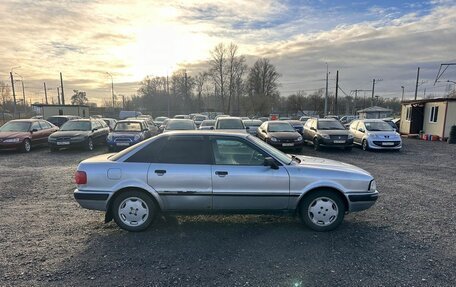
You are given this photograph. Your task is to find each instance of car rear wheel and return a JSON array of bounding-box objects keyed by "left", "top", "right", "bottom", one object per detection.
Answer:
[
  {"left": 112, "top": 190, "right": 158, "bottom": 232},
  {"left": 85, "top": 137, "right": 94, "bottom": 151},
  {"left": 299, "top": 190, "right": 345, "bottom": 231},
  {"left": 362, "top": 139, "right": 369, "bottom": 151},
  {"left": 313, "top": 138, "right": 320, "bottom": 151},
  {"left": 20, "top": 139, "right": 31, "bottom": 153}
]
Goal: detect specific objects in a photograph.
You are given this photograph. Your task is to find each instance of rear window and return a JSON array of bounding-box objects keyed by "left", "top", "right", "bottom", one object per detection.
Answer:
[
  {"left": 216, "top": 118, "right": 245, "bottom": 129},
  {"left": 166, "top": 120, "right": 195, "bottom": 130}
]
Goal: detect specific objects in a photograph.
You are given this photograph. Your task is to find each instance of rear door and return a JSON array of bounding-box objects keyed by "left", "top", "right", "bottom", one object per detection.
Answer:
[
  {"left": 210, "top": 136, "right": 290, "bottom": 210},
  {"left": 146, "top": 135, "right": 212, "bottom": 211},
  {"left": 30, "top": 121, "right": 46, "bottom": 145}
]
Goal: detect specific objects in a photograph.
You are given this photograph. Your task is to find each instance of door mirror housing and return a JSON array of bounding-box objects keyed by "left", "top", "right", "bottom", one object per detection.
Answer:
[
  {"left": 358, "top": 128, "right": 365, "bottom": 133},
  {"left": 246, "top": 126, "right": 250, "bottom": 130},
  {"left": 30, "top": 129, "right": 38, "bottom": 133},
  {"left": 263, "top": 157, "right": 279, "bottom": 170},
  {"left": 92, "top": 128, "right": 98, "bottom": 132},
  {"left": 310, "top": 127, "right": 316, "bottom": 131}
]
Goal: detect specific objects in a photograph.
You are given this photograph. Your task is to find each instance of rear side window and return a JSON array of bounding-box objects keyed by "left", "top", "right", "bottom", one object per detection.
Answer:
[
  {"left": 125, "top": 138, "right": 166, "bottom": 163},
  {"left": 157, "top": 136, "right": 211, "bottom": 164}
]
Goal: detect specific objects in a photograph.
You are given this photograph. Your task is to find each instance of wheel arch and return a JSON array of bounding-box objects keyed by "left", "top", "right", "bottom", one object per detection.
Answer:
[
  {"left": 296, "top": 186, "right": 349, "bottom": 214},
  {"left": 105, "top": 186, "right": 162, "bottom": 223}
]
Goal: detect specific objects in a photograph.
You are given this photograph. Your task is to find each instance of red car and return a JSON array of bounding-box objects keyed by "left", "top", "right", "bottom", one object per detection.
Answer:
[{"left": 0, "top": 119, "right": 59, "bottom": 152}]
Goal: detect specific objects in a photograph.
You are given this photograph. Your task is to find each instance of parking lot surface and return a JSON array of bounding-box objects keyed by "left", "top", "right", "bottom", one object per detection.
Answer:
[{"left": 0, "top": 138, "right": 455, "bottom": 286}]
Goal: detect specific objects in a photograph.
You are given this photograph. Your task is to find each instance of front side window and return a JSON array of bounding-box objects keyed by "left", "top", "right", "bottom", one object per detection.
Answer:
[
  {"left": 212, "top": 138, "right": 266, "bottom": 166},
  {"left": 429, "top": 106, "right": 439, "bottom": 123},
  {"left": 157, "top": 136, "right": 210, "bottom": 164},
  {"left": 31, "top": 122, "right": 42, "bottom": 131}
]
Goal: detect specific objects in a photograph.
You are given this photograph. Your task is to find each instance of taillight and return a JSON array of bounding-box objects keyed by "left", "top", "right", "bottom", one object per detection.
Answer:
[{"left": 75, "top": 171, "right": 87, "bottom": 185}]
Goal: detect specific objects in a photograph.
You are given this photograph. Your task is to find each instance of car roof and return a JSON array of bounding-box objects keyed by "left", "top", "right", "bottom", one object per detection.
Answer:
[
  {"left": 216, "top": 116, "right": 241, "bottom": 120},
  {"left": 117, "top": 119, "right": 145, "bottom": 123},
  {"left": 9, "top": 119, "right": 40, "bottom": 122},
  {"left": 317, "top": 118, "right": 338, "bottom": 121},
  {"left": 158, "top": 130, "right": 250, "bottom": 138},
  {"left": 362, "top": 119, "right": 385, "bottom": 122},
  {"left": 266, "top": 120, "right": 292, "bottom": 124}
]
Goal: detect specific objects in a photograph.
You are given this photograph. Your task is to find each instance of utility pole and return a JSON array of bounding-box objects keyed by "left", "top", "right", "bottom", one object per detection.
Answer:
[
  {"left": 335, "top": 70, "right": 339, "bottom": 115},
  {"left": 20, "top": 80, "right": 26, "bottom": 112},
  {"left": 166, "top": 75, "right": 170, "bottom": 117},
  {"left": 324, "top": 63, "right": 329, "bottom": 116},
  {"left": 122, "top": 95, "right": 125, "bottom": 109},
  {"left": 414, "top": 67, "right": 420, "bottom": 100},
  {"left": 57, "top": 87, "right": 61, "bottom": 105},
  {"left": 371, "top": 79, "right": 375, "bottom": 107},
  {"left": 10, "top": 72, "right": 17, "bottom": 117},
  {"left": 44, "top": 82, "right": 48, "bottom": 104},
  {"left": 60, "top": 72, "right": 65, "bottom": 105},
  {"left": 401, "top": 86, "right": 405, "bottom": 101},
  {"left": 106, "top": 72, "right": 115, "bottom": 107}
]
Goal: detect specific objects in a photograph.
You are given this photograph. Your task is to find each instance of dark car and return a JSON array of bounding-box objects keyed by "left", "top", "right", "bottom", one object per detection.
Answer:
[
  {"left": 257, "top": 121, "right": 303, "bottom": 150},
  {"left": 163, "top": 119, "right": 197, "bottom": 133},
  {"left": 243, "top": 120, "right": 262, "bottom": 136},
  {"left": 46, "top": 115, "right": 80, "bottom": 127},
  {"left": 0, "top": 119, "right": 58, "bottom": 152},
  {"left": 48, "top": 119, "right": 110, "bottom": 151},
  {"left": 198, "top": 119, "right": 216, "bottom": 130},
  {"left": 158, "top": 119, "right": 169, "bottom": 133},
  {"left": 154, "top": 116, "right": 169, "bottom": 127},
  {"left": 287, "top": 120, "right": 305, "bottom": 135},
  {"left": 107, "top": 120, "right": 152, "bottom": 151},
  {"left": 303, "top": 118, "right": 353, "bottom": 151}
]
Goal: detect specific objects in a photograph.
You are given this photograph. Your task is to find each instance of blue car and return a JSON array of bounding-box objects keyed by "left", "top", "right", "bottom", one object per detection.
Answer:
[
  {"left": 287, "top": 120, "right": 304, "bottom": 135},
  {"left": 107, "top": 120, "right": 151, "bottom": 152}
]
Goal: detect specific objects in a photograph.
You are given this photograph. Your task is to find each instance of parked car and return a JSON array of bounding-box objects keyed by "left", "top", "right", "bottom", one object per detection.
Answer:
[
  {"left": 119, "top": 110, "right": 141, "bottom": 120},
  {"left": 324, "top": 115, "right": 340, "bottom": 120},
  {"left": 299, "top": 116, "right": 310, "bottom": 123},
  {"left": 349, "top": 119, "right": 402, "bottom": 151},
  {"left": 46, "top": 115, "right": 80, "bottom": 127},
  {"left": 287, "top": 120, "right": 305, "bottom": 135},
  {"left": 154, "top": 116, "right": 169, "bottom": 127},
  {"left": 303, "top": 118, "right": 353, "bottom": 151},
  {"left": 258, "top": 117, "right": 269, "bottom": 122},
  {"left": 243, "top": 120, "right": 263, "bottom": 136},
  {"left": 392, "top": 118, "right": 400, "bottom": 130},
  {"left": 382, "top": 118, "right": 399, "bottom": 131},
  {"left": 163, "top": 119, "right": 197, "bottom": 133},
  {"left": 173, "top": 115, "right": 191, "bottom": 119},
  {"left": 107, "top": 120, "right": 151, "bottom": 151},
  {"left": 257, "top": 121, "right": 303, "bottom": 150},
  {"left": 158, "top": 119, "right": 169, "bottom": 133},
  {"left": 198, "top": 119, "right": 216, "bottom": 130},
  {"left": 101, "top": 118, "right": 117, "bottom": 131},
  {"left": 193, "top": 114, "right": 208, "bottom": 127},
  {"left": 214, "top": 117, "right": 247, "bottom": 133},
  {"left": 240, "top": 117, "right": 250, "bottom": 121},
  {"left": 0, "top": 119, "right": 58, "bottom": 152},
  {"left": 339, "top": 115, "right": 357, "bottom": 125},
  {"left": 126, "top": 117, "right": 158, "bottom": 135},
  {"left": 74, "top": 131, "right": 378, "bottom": 232},
  {"left": 48, "top": 119, "right": 110, "bottom": 151}
]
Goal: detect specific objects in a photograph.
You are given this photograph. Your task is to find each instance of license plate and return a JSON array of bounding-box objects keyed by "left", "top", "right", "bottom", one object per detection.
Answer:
[
  {"left": 333, "top": 140, "right": 346, "bottom": 144},
  {"left": 282, "top": 143, "right": 294, "bottom": 147},
  {"left": 57, "top": 141, "right": 70, "bottom": 145},
  {"left": 382, "top": 142, "right": 394, "bottom": 146},
  {"left": 116, "top": 142, "right": 129, "bottom": 146}
]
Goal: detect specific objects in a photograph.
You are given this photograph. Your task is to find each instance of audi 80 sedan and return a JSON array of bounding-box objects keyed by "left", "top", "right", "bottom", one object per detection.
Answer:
[{"left": 74, "top": 131, "right": 378, "bottom": 232}]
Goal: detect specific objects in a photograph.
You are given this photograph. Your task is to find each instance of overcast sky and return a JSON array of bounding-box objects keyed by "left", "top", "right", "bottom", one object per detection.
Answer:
[{"left": 1, "top": 0, "right": 456, "bottom": 105}]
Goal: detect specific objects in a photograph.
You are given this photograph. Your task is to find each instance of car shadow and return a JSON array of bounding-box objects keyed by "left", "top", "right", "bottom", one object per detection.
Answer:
[{"left": 44, "top": 214, "right": 452, "bottom": 286}]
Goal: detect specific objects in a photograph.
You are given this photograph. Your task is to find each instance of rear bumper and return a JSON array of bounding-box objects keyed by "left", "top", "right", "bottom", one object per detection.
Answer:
[
  {"left": 347, "top": 191, "right": 379, "bottom": 212},
  {"left": 74, "top": 189, "right": 110, "bottom": 211}
]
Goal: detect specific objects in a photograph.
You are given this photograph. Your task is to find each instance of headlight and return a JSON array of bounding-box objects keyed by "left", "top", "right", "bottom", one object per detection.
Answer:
[
  {"left": 369, "top": 180, "right": 377, "bottom": 191},
  {"left": 296, "top": 136, "right": 303, "bottom": 141},
  {"left": 4, "top": 138, "right": 20, "bottom": 143},
  {"left": 348, "top": 134, "right": 354, "bottom": 139},
  {"left": 367, "top": 133, "right": 377, "bottom": 138},
  {"left": 134, "top": 134, "right": 141, "bottom": 141},
  {"left": 320, "top": 134, "right": 330, "bottom": 139},
  {"left": 270, "top": 137, "right": 278, "bottom": 142}
]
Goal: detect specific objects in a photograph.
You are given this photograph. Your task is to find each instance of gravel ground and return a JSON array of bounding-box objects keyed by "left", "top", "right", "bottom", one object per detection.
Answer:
[{"left": 0, "top": 138, "right": 455, "bottom": 286}]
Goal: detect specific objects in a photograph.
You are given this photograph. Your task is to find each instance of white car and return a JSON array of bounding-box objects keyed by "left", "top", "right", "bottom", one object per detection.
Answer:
[
  {"left": 349, "top": 119, "right": 402, "bottom": 151},
  {"left": 214, "top": 117, "right": 247, "bottom": 133}
]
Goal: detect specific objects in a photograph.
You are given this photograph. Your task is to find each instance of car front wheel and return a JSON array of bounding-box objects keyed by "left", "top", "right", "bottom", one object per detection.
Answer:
[
  {"left": 313, "top": 138, "right": 320, "bottom": 151},
  {"left": 362, "top": 139, "right": 369, "bottom": 151},
  {"left": 112, "top": 190, "right": 158, "bottom": 232},
  {"left": 21, "top": 139, "right": 31, "bottom": 153},
  {"left": 299, "top": 190, "right": 345, "bottom": 231},
  {"left": 85, "top": 137, "right": 94, "bottom": 151}
]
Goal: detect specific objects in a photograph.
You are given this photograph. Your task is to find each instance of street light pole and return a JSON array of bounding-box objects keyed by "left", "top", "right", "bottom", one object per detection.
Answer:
[
  {"left": 15, "top": 73, "right": 26, "bottom": 112},
  {"left": 106, "top": 72, "right": 115, "bottom": 108},
  {"left": 9, "top": 66, "right": 20, "bottom": 118},
  {"left": 324, "top": 63, "right": 329, "bottom": 116}
]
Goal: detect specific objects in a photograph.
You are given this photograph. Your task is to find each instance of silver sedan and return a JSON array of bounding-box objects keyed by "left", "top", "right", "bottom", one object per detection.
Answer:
[{"left": 74, "top": 131, "right": 378, "bottom": 232}]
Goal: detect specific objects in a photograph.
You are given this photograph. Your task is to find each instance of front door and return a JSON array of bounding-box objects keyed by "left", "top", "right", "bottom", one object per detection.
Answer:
[
  {"left": 210, "top": 137, "right": 290, "bottom": 210},
  {"left": 147, "top": 135, "right": 212, "bottom": 211}
]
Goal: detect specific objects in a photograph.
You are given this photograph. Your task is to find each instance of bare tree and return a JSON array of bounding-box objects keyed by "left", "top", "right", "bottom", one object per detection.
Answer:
[
  {"left": 210, "top": 43, "right": 228, "bottom": 112},
  {"left": 195, "top": 72, "right": 208, "bottom": 111}
]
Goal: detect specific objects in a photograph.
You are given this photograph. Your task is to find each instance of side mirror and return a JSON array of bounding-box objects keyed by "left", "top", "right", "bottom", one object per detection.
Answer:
[
  {"left": 210, "top": 126, "right": 214, "bottom": 130},
  {"left": 358, "top": 128, "right": 365, "bottom": 133},
  {"left": 31, "top": 129, "right": 38, "bottom": 133},
  {"left": 246, "top": 126, "right": 250, "bottom": 130},
  {"left": 310, "top": 127, "right": 316, "bottom": 131},
  {"left": 92, "top": 128, "right": 98, "bottom": 132},
  {"left": 263, "top": 157, "right": 279, "bottom": 170}
]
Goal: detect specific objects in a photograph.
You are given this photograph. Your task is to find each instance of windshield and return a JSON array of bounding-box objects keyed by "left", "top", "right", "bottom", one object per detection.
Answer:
[
  {"left": 249, "top": 136, "right": 292, "bottom": 165},
  {"left": 194, "top": 116, "right": 207, "bottom": 121},
  {"left": 155, "top": 117, "right": 167, "bottom": 121},
  {"left": 60, "top": 121, "right": 91, "bottom": 131},
  {"left": 317, "top": 120, "right": 345, "bottom": 130},
  {"left": 0, "top": 121, "right": 31, "bottom": 132},
  {"left": 217, "top": 119, "right": 245, "bottom": 129},
  {"left": 201, "top": 120, "right": 215, "bottom": 127},
  {"left": 365, "top": 121, "right": 395, "bottom": 131},
  {"left": 244, "top": 121, "right": 262, "bottom": 127},
  {"left": 268, "top": 122, "right": 295, "bottom": 132},
  {"left": 166, "top": 120, "right": 195, "bottom": 130},
  {"left": 115, "top": 122, "right": 142, "bottom": 132}
]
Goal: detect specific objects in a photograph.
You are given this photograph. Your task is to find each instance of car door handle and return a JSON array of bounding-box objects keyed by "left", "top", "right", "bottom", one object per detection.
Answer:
[
  {"left": 215, "top": 171, "right": 228, "bottom": 177},
  {"left": 155, "top": 170, "right": 166, "bottom": 176}
]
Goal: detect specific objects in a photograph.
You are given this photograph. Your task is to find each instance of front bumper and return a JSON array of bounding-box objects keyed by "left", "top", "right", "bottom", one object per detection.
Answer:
[
  {"left": 347, "top": 190, "right": 379, "bottom": 212},
  {"left": 74, "top": 189, "right": 110, "bottom": 211},
  {"left": 267, "top": 140, "right": 304, "bottom": 149},
  {"left": 317, "top": 137, "right": 354, "bottom": 148},
  {"left": 0, "top": 142, "right": 21, "bottom": 150},
  {"left": 107, "top": 139, "right": 140, "bottom": 149},
  {"left": 49, "top": 138, "right": 87, "bottom": 149},
  {"left": 368, "top": 138, "right": 402, "bottom": 150}
]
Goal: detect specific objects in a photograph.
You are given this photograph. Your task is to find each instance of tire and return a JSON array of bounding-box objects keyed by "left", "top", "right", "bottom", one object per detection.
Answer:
[
  {"left": 362, "top": 139, "right": 369, "bottom": 151},
  {"left": 20, "top": 139, "right": 31, "bottom": 153},
  {"left": 313, "top": 138, "right": 320, "bottom": 151},
  {"left": 85, "top": 137, "right": 94, "bottom": 151},
  {"left": 112, "top": 190, "right": 158, "bottom": 232},
  {"left": 299, "top": 190, "right": 345, "bottom": 232}
]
